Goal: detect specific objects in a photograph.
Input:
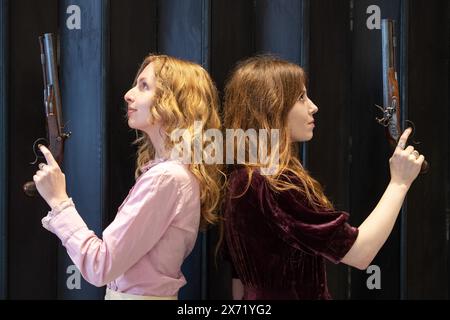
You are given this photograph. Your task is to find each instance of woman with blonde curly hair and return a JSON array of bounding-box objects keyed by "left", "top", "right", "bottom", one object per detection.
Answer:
[
  {"left": 221, "top": 56, "right": 425, "bottom": 300},
  {"left": 33, "top": 54, "right": 222, "bottom": 299}
]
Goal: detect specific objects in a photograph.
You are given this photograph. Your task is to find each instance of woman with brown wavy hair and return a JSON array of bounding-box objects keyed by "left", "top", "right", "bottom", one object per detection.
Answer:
[
  {"left": 33, "top": 54, "right": 222, "bottom": 299},
  {"left": 222, "top": 55, "right": 425, "bottom": 299}
]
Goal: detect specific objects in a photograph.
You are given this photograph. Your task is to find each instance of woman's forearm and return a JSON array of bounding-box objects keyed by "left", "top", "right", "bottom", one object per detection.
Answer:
[{"left": 341, "top": 181, "right": 409, "bottom": 269}]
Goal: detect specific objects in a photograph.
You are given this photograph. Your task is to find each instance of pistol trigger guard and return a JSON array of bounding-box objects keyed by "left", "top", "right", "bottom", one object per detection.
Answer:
[
  {"left": 29, "top": 138, "right": 49, "bottom": 165},
  {"left": 405, "top": 119, "right": 421, "bottom": 145}
]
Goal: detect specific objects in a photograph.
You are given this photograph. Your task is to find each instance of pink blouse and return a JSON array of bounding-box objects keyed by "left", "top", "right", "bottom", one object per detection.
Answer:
[{"left": 41, "top": 158, "right": 201, "bottom": 297}]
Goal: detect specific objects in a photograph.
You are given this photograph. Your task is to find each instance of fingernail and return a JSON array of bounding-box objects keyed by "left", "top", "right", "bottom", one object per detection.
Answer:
[{"left": 38, "top": 144, "right": 42, "bottom": 148}]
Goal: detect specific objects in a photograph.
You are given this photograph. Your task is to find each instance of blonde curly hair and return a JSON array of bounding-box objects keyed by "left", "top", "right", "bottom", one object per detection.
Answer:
[{"left": 131, "top": 54, "right": 223, "bottom": 230}]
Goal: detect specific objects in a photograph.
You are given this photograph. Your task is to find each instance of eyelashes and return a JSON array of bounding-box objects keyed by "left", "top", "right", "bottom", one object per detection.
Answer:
[{"left": 298, "top": 90, "right": 309, "bottom": 102}]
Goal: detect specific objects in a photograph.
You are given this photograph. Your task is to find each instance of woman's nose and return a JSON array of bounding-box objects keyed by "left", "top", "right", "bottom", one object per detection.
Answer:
[
  {"left": 310, "top": 100, "right": 319, "bottom": 114},
  {"left": 124, "top": 89, "right": 134, "bottom": 104}
]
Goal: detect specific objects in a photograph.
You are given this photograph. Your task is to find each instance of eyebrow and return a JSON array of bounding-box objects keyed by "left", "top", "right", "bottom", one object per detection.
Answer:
[{"left": 137, "top": 77, "right": 148, "bottom": 83}]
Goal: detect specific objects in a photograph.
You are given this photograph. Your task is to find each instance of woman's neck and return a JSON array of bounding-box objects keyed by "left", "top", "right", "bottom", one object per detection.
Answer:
[
  {"left": 154, "top": 146, "right": 170, "bottom": 160},
  {"left": 145, "top": 126, "right": 170, "bottom": 160}
]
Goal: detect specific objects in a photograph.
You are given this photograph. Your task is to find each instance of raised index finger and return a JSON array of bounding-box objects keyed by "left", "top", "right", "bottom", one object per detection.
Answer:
[
  {"left": 396, "top": 127, "right": 412, "bottom": 151},
  {"left": 38, "top": 145, "right": 58, "bottom": 167}
]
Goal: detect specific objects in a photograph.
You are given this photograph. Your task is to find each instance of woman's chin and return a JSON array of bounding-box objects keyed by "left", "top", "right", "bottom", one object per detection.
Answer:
[
  {"left": 127, "top": 119, "right": 136, "bottom": 129},
  {"left": 292, "top": 133, "right": 313, "bottom": 143}
]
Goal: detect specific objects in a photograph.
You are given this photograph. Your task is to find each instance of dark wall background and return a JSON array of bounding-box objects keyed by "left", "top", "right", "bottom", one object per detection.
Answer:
[{"left": 0, "top": 0, "right": 448, "bottom": 299}]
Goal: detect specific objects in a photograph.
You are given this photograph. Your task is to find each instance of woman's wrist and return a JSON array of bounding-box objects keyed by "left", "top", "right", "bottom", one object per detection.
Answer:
[
  {"left": 388, "top": 180, "right": 410, "bottom": 194},
  {"left": 42, "top": 197, "right": 74, "bottom": 230},
  {"left": 49, "top": 196, "right": 71, "bottom": 211}
]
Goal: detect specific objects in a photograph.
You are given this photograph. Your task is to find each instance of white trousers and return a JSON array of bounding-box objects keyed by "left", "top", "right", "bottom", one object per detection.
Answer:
[{"left": 104, "top": 288, "right": 177, "bottom": 300}]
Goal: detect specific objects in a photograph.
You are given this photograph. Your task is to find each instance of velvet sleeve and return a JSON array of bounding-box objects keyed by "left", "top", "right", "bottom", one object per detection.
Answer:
[{"left": 253, "top": 173, "right": 359, "bottom": 264}]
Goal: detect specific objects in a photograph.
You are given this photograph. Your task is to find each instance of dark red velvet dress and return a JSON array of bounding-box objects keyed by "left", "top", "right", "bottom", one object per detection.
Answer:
[{"left": 223, "top": 167, "right": 359, "bottom": 300}]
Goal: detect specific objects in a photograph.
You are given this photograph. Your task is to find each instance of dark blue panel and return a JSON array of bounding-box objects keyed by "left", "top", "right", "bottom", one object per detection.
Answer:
[
  {"left": 158, "top": 0, "right": 209, "bottom": 67},
  {"left": 59, "top": 0, "right": 109, "bottom": 299},
  {"left": 0, "top": 0, "right": 8, "bottom": 299},
  {"left": 255, "top": 0, "right": 304, "bottom": 65},
  {"left": 158, "top": 0, "right": 210, "bottom": 300}
]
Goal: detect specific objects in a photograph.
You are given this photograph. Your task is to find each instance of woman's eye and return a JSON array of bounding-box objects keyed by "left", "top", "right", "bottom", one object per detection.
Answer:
[
  {"left": 141, "top": 82, "right": 148, "bottom": 90},
  {"left": 299, "top": 94, "right": 305, "bottom": 101}
]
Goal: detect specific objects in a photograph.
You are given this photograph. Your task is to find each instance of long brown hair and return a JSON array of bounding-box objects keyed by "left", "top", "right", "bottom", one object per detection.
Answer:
[
  {"left": 131, "top": 54, "right": 223, "bottom": 230},
  {"left": 223, "top": 55, "right": 333, "bottom": 211}
]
